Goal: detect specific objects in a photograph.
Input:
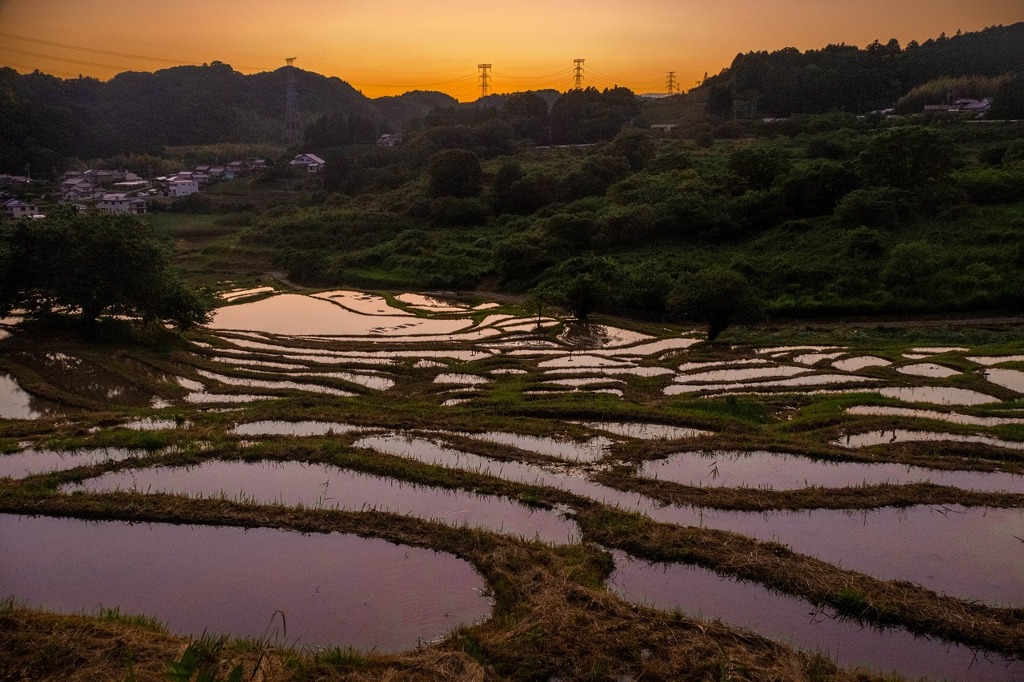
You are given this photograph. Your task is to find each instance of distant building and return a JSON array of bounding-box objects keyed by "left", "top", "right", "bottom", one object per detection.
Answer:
[
  {"left": 0, "top": 174, "right": 31, "bottom": 187},
  {"left": 1, "top": 199, "right": 39, "bottom": 219},
  {"left": 167, "top": 178, "right": 199, "bottom": 197},
  {"left": 290, "top": 153, "right": 325, "bottom": 173},
  {"left": 377, "top": 133, "right": 402, "bottom": 147},
  {"left": 649, "top": 124, "right": 677, "bottom": 134},
  {"left": 924, "top": 98, "right": 992, "bottom": 114},
  {"left": 61, "top": 178, "right": 97, "bottom": 201},
  {"left": 226, "top": 160, "right": 249, "bottom": 177},
  {"left": 950, "top": 98, "right": 992, "bottom": 113},
  {"left": 97, "top": 193, "right": 147, "bottom": 215}
]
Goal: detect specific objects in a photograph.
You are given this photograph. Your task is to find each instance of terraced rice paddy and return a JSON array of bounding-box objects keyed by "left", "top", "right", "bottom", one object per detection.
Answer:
[{"left": 2, "top": 288, "right": 1023, "bottom": 681}]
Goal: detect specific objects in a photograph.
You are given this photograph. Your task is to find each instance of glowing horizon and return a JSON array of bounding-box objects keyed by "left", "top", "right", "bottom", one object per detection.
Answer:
[{"left": 1, "top": 0, "right": 1021, "bottom": 101}]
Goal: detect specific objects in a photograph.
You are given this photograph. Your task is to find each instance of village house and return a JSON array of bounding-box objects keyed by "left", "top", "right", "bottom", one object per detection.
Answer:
[
  {"left": 376, "top": 133, "right": 402, "bottom": 147},
  {"left": 290, "top": 153, "right": 325, "bottom": 173},
  {"left": 167, "top": 177, "right": 199, "bottom": 197},
  {"left": 226, "top": 160, "right": 249, "bottom": 178},
  {"left": 61, "top": 177, "right": 98, "bottom": 201},
  {"left": 1, "top": 198, "right": 39, "bottom": 219},
  {"left": 0, "top": 174, "right": 31, "bottom": 187},
  {"left": 96, "top": 193, "right": 147, "bottom": 215}
]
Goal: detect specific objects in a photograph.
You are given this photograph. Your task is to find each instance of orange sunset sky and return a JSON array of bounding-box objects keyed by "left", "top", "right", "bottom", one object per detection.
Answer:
[{"left": 1, "top": 0, "right": 1021, "bottom": 100}]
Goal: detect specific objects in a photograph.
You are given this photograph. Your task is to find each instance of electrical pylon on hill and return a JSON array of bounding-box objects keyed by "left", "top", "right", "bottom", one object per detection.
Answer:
[
  {"left": 666, "top": 71, "right": 679, "bottom": 95},
  {"left": 478, "top": 64, "right": 492, "bottom": 98},
  {"left": 285, "top": 57, "right": 300, "bottom": 145}
]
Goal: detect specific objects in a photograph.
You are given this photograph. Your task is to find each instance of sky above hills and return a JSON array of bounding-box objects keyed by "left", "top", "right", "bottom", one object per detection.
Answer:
[{"left": 1, "top": 0, "right": 1021, "bottom": 100}]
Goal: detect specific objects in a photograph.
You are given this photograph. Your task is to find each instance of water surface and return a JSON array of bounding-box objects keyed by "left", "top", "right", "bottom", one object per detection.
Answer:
[
  {"left": 0, "top": 448, "right": 144, "bottom": 479},
  {"left": 639, "top": 450, "right": 1024, "bottom": 493},
  {"left": 610, "top": 553, "right": 1021, "bottom": 682},
  {"left": 0, "top": 514, "right": 491, "bottom": 650},
  {"left": 64, "top": 460, "right": 578, "bottom": 543}
]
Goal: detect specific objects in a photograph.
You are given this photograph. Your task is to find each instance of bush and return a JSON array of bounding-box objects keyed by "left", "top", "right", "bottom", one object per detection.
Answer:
[
  {"left": 835, "top": 187, "right": 915, "bottom": 227},
  {"left": 430, "top": 197, "right": 490, "bottom": 226},
  {"left": 427, "top": 149, "right": 483, "bottom": 198},
  {"left": 779, "top": 160, "right": 860, "bottom": 217},
  {"left": 953, "top": 168, "right": 1024, "bottom": 204},
  {"left": 857, "top": 126, "right": 953, "bottom": 189},
  {"left": 694, "top": 131, "right": 714, "bottom": 148}
]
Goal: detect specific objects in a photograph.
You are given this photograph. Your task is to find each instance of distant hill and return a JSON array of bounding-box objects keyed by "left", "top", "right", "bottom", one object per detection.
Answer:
[
  {"left": 0, "top": 59, "right": 567, "bottom": 174},
  {"left": 474, "top": 89, "right": 561, "bottom": 110},
  {"left": 0, "top": 62, "right": 384, "bottom": 172},
  {"left": 373, "top": 90, "right": 459, "bottom": 131},
  {"left": 699, "top": 22, "right": 1024, "bottom": 117}
]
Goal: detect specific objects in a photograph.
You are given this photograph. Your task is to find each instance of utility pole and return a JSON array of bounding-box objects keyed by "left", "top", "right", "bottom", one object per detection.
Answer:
[
  {"left": 285, "top": 57, "right": 300, "bottom": 146},
  {"left": 666, "top": 71, "right": 678, "bottom": 95},
  {"left": 573, "top": 59, "right": 585, "bottom": 89},
  {"left": 478, "top": 64, "right": 492, "bottom": 98}
]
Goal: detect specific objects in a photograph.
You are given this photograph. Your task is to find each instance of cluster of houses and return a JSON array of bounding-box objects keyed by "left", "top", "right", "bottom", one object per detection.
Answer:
[{"left": 2, "top": 153, "right": 329, "bottom": 221}]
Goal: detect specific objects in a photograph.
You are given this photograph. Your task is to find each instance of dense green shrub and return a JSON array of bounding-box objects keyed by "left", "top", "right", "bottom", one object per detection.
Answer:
[
  {"left": 835, "top": 187, "right": 915, "bottom": 227},
  {"left": 953, "top": 168, "right": 1024, "bottom": 204}
]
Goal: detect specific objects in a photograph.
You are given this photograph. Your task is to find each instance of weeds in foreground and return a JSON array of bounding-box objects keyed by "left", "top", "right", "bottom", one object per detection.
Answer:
[{"left": 166, "top": 633, "right": 242, "bottom": 682}]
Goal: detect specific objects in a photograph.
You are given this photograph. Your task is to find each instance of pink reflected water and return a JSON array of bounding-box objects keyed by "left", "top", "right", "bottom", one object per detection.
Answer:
[
  {"left": 610, "top": 552, "right": 1022, "bottom": 681},
  {"left": 63, "top": 460, "right": 578, "bottom": 544},
  {"left": 0, "top": 448, "right": 145, "bottom": 479},
  {"left": 210, "top": 294, "right": 471, "bottom": 336},
  {"left": 354, "top": 434, "right": 1024, "bottom": 606},
  {"left": 639, "top": 450, "right": 1024, "bottom": 493},
  {"left": 0, "top": 514, "right": 491, "bottom": 650},
  {"left": 0, "top": 373, "right": 61, "bottom": 420}
]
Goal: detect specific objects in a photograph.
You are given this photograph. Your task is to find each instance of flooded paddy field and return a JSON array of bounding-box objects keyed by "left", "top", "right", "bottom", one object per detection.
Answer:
[
  {"left": 0, "top": 514, "right": 491, "bottom": 650},
  {"left": 64, "top": 459, "right": 579, "bottom": 543},
  {"left": 3, "top": 289, "right": 1024, "bottom": 680},
  {"left": 610, "top": 552, "right": 1023, "bottom": 681}
]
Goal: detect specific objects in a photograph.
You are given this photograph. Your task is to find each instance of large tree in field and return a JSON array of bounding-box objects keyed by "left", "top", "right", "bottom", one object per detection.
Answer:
[
  {"left": 0, "top": 208, "right": 208, "bottom": 329},
  {"left": 668, "top": 269, "right": 763, "bottom": 341},
  {"left": 857, "top": 125, "right": 953, "bottom": 189}
]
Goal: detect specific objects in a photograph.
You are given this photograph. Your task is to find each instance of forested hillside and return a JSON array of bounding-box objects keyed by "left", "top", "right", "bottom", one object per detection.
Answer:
[
  {"left": 0, "top": 63, "right": 452, "bottom": 173},
  {"left": 699, "top": 22, "right": 1024, "bottom": 117}
]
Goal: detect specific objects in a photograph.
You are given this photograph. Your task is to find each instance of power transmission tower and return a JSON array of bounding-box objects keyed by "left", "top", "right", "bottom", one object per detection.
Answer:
[
  {"left": 573, "top": 59, "right": 585, "bottom": 89},
  {"left": 666, "top": 71, "right": 678, "bottom": 95},
  {"left": 478, "top": 64, "right": 492, "bottom": 98},
  {"left": 285, "top": 57, "right": 300, "bottom": 146}
]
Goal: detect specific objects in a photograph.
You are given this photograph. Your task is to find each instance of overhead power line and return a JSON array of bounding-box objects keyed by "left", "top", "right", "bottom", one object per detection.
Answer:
[
  {"left": 0, "top": 31, "right": 200, "bottom": 65},
  {"left": 0, "top": 59, "right": 81, "bottom": 78},
  {"left": 0, "top": 46, "right": 132, "bottom": 72}
]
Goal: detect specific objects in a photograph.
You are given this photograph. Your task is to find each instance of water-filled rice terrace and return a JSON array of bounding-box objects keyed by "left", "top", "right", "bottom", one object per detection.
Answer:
[{"left": 1, "top": 286, "right": 1023, "bottom": 681}]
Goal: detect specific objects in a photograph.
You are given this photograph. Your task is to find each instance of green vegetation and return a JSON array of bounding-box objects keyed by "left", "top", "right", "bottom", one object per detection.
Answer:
[
  {"left": 0, "top": 208, "right": 209, "bottom": 329},
  {"left": 160, "top": 115, "right": 1024, "bottom": 330},
  {"left": 2, "top": 21, "right": 1024, "bottom": 682}
]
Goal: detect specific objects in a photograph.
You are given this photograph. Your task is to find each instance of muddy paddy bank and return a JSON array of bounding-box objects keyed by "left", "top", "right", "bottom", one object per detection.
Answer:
[{"left": 2, "top": 293, "right": 1024, "bottom": 680}]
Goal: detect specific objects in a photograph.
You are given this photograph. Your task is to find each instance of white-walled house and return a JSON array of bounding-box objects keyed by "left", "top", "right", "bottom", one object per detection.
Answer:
[
  {"left": 167, "top": 178, "right": 199, "bottom": 197},
  {"left": 61, "top": 177, "right": 97, "bottom": 201},
  {"left": 1, "top": 199, "right": 39, "bottom": 219},
  {"left": 290, "top": 153, "right": 325, "bottom": 173},
  {"left": 97, "top": 193, "right": 147, "bottom": 215}
]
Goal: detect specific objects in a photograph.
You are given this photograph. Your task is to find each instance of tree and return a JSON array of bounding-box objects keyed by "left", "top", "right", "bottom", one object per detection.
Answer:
[
  {"left": 856, "top": 126, "right": 953, "bottom": 189},
  {"left": 427, "top": 149, "right": 483, "bottom": 198},
  {"left": 534, "top": 255, "right": 618, "bottom": 320},
  {"left": 0, "top": 208, "right": 209, "bottom": 329},
  {"left": 668, "top": 269, "right": 762, "bottom": 341}
]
